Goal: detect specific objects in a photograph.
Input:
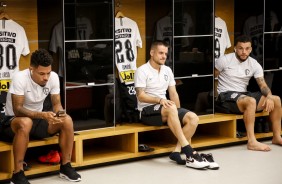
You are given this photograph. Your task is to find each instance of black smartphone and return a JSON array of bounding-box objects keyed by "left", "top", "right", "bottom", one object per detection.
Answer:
[{"left": 56, "top": 110, "right": 66, "bottom": 117}]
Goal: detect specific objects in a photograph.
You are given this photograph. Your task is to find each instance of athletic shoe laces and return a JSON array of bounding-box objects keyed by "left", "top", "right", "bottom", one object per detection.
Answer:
[
  {"left": 192, "top": 153, "right": 204, "bottom": 162},
  {"left": 202, "top": 153, "right": 215, "bottom": 162}
]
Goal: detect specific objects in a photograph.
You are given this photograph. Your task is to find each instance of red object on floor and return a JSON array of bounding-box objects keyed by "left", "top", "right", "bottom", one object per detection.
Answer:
[{"left": 38, "top": 150, "right": 61, "bottom": 165}]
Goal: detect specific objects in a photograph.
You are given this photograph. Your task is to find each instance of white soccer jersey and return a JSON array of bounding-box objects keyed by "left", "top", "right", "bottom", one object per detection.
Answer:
[
  {"left": 243, "top": 14, "right": 263, "bottom": 63},
  {"left": 115, "top": 17, "right": 142, "bottom": 84},
  {"left": 49, "top": 21, "right": 63, "bottom": 77},
  {"left": 76, "top": 17, "right": 93, "bottom": 48},
  {"left": 134, "top": 61, "right": 176, "bottom": 111},
  {"left": 215, "top": 53, "right": 263, "bottom": 94},
  {"left": 0, "top": 20, "right": 30, "bottom": 91},
  {"left": 215, "top": 17, "right": 231, "bottom": 59},
  {"left": 5, "top": 69, "right": 60, "bottom": 116},
  {"left": 155, "top": 15, "right": 173, "bottom": 64}
]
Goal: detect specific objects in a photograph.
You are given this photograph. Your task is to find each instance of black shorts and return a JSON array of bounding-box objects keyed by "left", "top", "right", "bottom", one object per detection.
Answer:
[
  {"left": 215, "top": 91, "right": 262, "bottom": 114},
  {"left": 0, "top": 116, "right": 55, "bottom": 142},
  {"left": 140, "top": 104, "right": 190, "bottom": 126}
]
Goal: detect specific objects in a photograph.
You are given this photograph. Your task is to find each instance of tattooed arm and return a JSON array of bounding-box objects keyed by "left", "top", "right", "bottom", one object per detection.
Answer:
[
  {"left": 12, "top": 94, "right": 46, "bottom": 118},
  {"left": 256, "top": 77, "right": 274, "bottom": 112},
  {"left": 135, "top": 87, "right": 161, "bottom": 104},
  {"left": 256, "top": 77, "right": 272, "bottom": 98}
]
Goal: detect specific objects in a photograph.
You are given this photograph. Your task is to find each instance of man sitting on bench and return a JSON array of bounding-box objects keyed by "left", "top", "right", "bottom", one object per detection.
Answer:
[
  {"left": 134, "top": 40, "right": 215, "bottom": 169},
  {"left": 215, "top": 35, "right": 282, "bottom": 151}
]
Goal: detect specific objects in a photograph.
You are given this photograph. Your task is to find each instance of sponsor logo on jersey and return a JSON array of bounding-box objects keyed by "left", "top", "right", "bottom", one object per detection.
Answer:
[
  {"left": 119, "top": 70, "right": 135, "bottom": 83},
  {"left": 0, "top": 79, "right": 11, "bottom": 92}
]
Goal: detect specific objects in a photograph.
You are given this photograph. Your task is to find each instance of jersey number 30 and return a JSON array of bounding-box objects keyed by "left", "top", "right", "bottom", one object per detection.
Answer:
[{"left": 0, "top": 44, "right": 17, "bottom": 70}]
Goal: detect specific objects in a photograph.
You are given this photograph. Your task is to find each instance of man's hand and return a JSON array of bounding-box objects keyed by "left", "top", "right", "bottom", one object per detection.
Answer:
[
  {"left": 43, "top": 111, "right": 63, "bottom": 124},
  {"left": 160, "top": 99, "right": 175, "bottom": 108},
  {"left": 262, "top": 95, "right": 274, "bottom": 112}
]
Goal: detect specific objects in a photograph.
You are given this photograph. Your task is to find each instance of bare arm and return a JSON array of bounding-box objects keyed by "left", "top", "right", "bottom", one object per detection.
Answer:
[
  {"left": 255, "top": 77, "right": 272, "bottom": 97},
  {"left": 12, "top": 94, "right": 50, "bottom": 119},
  {"left": 168, "top": 85, "right": 180, "bottom": 108},
  {"left": 214, "top": 68, "right": 220, "bottom": 78},
  {"left": 135, "top": 87, "right": 161, "bottom": 104},
  {"left": 256, "top": 77, "right": 274, "bottom": 112},
  {"left": 50, "top": 94, "right": 64, "bottom": 113}
]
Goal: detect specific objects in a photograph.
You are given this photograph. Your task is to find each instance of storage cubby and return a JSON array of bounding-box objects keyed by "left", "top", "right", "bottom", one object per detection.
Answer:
[
  {"left": 0, "top": 150, "right": 13, "bottom": 180},
  {"left": 138, "top": 129, "right": 177, "bottom": 153},
  {"left": 81, "top": 133, "right": 136, "bottom": 165},
  {"left": 193, "top": 120, "right": 237, "bottom": 148}
]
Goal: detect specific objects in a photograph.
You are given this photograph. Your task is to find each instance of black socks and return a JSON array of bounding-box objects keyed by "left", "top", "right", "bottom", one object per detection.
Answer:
[
  {"left": 169, "top": 152, "right": 185, "bottom": 165},
  {"left": 182, "top": 145, "right": 195, "bottom": 157}
]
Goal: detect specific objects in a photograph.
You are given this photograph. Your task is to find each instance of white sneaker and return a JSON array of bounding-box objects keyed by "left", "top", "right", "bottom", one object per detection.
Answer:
[
  {"left": 186, "top": 153, "right": 209, "bottom": 169},
  {"left": 200, "top": 153, "right": 220, "bottom": 170}
]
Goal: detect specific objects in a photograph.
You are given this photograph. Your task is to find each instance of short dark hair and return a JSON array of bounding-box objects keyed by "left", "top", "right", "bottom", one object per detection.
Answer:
[
  {"left": 234, "top": 35, "right": 252, "bottom": 46},
  {"left": 30, "top": 49, "right": 53, "bottom": 67},
  {"left": 151, "top": 40, "right": 170, "bottom": 50}
]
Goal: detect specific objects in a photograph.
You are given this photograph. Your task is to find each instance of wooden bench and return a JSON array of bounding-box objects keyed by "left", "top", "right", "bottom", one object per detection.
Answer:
[{"left": 0, "top": 111, "right": 276, "bottom": 181}]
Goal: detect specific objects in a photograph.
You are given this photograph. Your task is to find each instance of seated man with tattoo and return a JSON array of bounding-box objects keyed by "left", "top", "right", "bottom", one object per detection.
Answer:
[
  {"left": 0, "top": 49, "right": 81, "bottom": 184},
  {"left": 215, "top": 35, "right": 282, "bottom": 151}
]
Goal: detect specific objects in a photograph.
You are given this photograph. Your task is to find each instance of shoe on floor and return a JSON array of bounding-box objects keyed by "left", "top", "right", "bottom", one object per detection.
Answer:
[
  {"left": 186, "top": 153, "right": 209, "bottom": 169},
  {"left": 38, "top": 150, "right": 60, "bottom": 165},
  {"left": 10, "top": 170, "right": 30, "bottom": 184},
  {"left": 200, "top": 153, "right": 220, "bottom": 170},
  {"left": 60, "top": 162, "right": 81, "bottom": 182}
]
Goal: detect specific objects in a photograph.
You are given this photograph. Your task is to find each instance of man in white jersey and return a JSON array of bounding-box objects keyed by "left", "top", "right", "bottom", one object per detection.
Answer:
[
  {"left": 215, "top": 35, "right": 282, "bottom": 151},
  {"left": 0, "top": 49, "right": 81, "bottom": 183},
  {"left": 135, "top": 40, "right": 218, "bottom": 170}
]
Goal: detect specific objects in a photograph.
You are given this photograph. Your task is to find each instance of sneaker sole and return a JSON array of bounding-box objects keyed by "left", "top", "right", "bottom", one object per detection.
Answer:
[
  {"left": 186, "top": 165, "right": 209, "bottom": 170},
  {"left": 208, "top": 166, "right": 220, "bottom": 170},
  {"left": 60, "top": 173, "right": 81, "bottom": 182}
]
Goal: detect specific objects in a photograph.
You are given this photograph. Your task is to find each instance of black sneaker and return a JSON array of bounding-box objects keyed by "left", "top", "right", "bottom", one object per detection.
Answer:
[
  {"left": 200, "top": 153, "right": 220, "bottom": 170},
  {"left": 59, "top": 162, "right": 81, "bottom": 182},
  {"left": 10, "top": 170, "right": 30, "bottom": 184}
]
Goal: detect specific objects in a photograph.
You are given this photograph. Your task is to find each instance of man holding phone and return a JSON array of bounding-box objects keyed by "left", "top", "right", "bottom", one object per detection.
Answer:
[{"left": 0, "top": 49, "right": 81, "bottom": 183}]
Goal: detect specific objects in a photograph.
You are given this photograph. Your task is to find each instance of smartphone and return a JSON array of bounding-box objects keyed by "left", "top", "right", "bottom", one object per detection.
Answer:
[{"left": 56, "top": 110, "right": 66, "bottom": 117}]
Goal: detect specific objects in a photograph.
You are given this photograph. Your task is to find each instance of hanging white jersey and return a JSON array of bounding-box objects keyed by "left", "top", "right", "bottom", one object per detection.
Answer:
[
  {"left": 155, "top": 15, "right": 173, "bottom": 64},
  {"left": 243, "top": 14, "right": 263, "bottom": 64},
  {"left": 76, "top": 17, "right": 93, "bottom": 48},
  {"left": 0, "top": 19, "right": 30, "bottom": 92},
  {"left": 115, "top": 17, "right": 142, "bottom": 84},
  {"left": 215, "top": 17, "right": 231, "bottom": 59},
  {"left": 49, "top": 21, "right": 64, "bottom": 77}
]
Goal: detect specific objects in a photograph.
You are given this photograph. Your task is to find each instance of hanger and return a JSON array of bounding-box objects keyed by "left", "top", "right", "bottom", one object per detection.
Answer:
[
  {"left": 0, "top": 2, "right": 9, "bottom": 20},
  {"left": 115, "top": 11, "right": 125, "bottom": 18},
  {"left": 0, "top": 12, "right": 9, "bottom": 20}
]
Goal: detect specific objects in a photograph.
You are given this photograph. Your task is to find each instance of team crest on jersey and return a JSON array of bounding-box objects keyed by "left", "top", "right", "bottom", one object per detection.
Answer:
[
  {"left": 43, "top": 87, "right": 50, "bottom": 95},
  {"left": 245, "top": 69, "right": 250, "bottom": 76},
  {"left": 164, "top": 74, "right": 168, "bottom": 81}
]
